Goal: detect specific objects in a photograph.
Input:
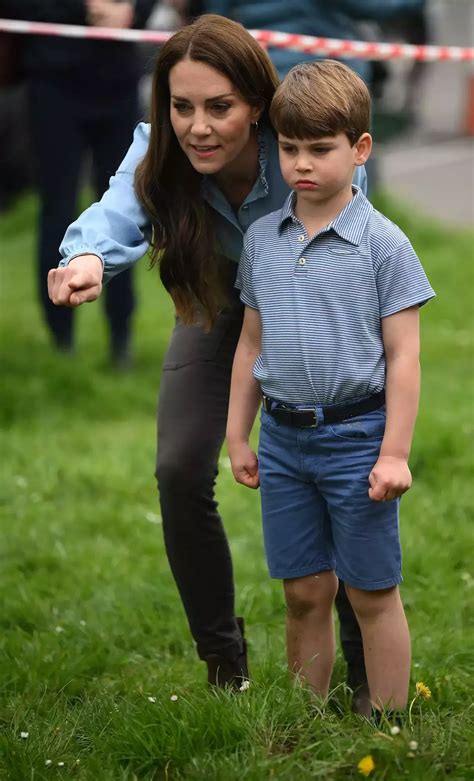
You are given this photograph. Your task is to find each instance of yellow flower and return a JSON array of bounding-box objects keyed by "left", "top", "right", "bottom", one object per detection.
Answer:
[
  {"left": 358, "top": 755, "right": 375, "bottom": 777},
  {"left": 415, "top": 681, "right": 432, "bottom": 699}
]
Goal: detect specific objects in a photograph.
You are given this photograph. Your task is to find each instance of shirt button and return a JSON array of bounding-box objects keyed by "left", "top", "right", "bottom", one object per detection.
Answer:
[
  {"left": 298, "top": 234, "right": 305, "bottom": 242},
  {"left": 298, "top": 257, "right": 306, "bottom": 266}
]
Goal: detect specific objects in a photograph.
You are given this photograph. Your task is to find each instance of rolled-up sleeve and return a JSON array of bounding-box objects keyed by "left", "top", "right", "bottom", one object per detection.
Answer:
[{"left": 59, "top": 123, "right": 152, "bottom": 282}]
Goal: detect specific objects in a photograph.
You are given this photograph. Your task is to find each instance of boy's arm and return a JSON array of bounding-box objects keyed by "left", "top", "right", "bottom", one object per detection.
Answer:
[
  {"left": 368, "top": 305, "right": 420, "bottom": 502},
  {"left": 226, "top": 305, "right": 262, "bottom": 490}
]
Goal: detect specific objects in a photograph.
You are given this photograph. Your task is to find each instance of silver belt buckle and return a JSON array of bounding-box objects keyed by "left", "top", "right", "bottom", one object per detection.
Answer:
[{"left": 300, "top": 407, "right": 318, "bottom": 428}]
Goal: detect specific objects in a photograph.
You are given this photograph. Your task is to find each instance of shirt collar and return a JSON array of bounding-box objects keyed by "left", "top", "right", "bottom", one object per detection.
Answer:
[{"left": 279, "top": 185, "right": 373, "bottom": 246}]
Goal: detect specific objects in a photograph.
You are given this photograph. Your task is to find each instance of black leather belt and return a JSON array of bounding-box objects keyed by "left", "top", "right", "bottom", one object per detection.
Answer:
[{"left": 262, "top": 390, "right": 385, "bottom": 429}]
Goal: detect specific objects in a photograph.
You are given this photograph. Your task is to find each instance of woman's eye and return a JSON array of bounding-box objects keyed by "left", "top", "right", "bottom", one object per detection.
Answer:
[
  {"left": 173, "top": 103, "right": 191, "bottom": 113},
  {"left": 212, "top": 103, "right": 231, "bottom": 113}
]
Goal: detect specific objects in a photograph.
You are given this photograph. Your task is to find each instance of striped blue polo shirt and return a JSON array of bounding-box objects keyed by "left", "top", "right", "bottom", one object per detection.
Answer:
[{"left": 237, "top": 186, "right": 435, "bottom": 406}]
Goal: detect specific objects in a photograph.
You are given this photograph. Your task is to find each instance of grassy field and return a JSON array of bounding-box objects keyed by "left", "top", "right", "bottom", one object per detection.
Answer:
[{"left": 0, "top": 193, "right": 473, "bottom": 781}]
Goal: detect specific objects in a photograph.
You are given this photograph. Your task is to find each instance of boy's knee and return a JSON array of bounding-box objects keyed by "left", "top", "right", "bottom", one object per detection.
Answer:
[
  {"left": 284, "top": 572, "right": 337, "bottom": 619},
  {"left": 345, "top": 584, "right": 399, "bottom": 620}
]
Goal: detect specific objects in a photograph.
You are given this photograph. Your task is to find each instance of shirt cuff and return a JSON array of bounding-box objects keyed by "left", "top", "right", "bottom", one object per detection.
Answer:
[{"left": 59, "top": 247, "right": 105, "bottom": 268}]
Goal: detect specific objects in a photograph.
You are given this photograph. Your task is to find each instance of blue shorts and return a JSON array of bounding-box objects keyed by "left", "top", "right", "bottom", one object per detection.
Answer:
[{"left": 258, "top": 405, "right": 402, "bottom": 590}]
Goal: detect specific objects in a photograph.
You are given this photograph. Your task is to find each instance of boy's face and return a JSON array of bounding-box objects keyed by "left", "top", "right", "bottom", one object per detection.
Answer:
[{"left": 278, "top": 132, "right": 371, "bottom": 204}]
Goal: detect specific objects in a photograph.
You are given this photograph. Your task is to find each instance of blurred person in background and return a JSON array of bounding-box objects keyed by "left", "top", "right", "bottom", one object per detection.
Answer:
[
  {"left": 0, "top": 85, "right": 33, "bottom": 212},
  {"left": 1, "top": 0, "right": 155, "bottom": 364},
  {"left": 202, "top": 0, "right": 426, "bottom": 83},
  {"left": 364, "top": 1, "right": 429, "bottom": 122}
]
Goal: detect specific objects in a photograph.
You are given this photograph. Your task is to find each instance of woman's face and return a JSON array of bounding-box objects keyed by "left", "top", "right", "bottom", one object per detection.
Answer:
[{"left": 169, "top": 58, "right": 261, "bottom": 176}]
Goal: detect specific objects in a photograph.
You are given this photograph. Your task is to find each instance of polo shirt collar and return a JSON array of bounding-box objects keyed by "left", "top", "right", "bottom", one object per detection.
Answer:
[{"left": 279, "top": 185, "right": 373, "bottom": 246}]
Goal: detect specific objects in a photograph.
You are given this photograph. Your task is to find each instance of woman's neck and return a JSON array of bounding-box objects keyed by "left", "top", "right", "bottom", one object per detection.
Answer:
[{"left": 213, "top": 131, "right": 260, "bottom": 209}]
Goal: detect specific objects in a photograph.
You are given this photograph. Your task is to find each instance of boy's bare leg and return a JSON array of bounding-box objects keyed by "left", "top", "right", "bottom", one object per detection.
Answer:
[
  {"left": 284, "top": 571, "right": 338, "bottom": 696},
  {"left": 345, "top": 585, "right": 411, "bottom": 710}
]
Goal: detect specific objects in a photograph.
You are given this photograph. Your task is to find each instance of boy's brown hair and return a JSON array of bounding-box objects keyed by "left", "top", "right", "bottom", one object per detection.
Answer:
[{"left": 270, "top": 59, "right": 370, "bottom": 145}]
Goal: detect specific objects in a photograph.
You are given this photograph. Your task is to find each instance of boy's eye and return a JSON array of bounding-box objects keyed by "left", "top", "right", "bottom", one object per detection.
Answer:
[
  {"left": 281, "top": 146, "right": 296, "bottom": 153},
  {"left": 312, "top": 147, "right": 330, "bottom": 155}
]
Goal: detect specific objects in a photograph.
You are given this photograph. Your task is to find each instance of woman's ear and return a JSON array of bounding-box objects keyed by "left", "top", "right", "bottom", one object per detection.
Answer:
[
  {"left": 251, "top": 101, "right": 265, "bottom": 125},
  {"left": 354, "top": 132, "right": 372, "bottom": 166}
]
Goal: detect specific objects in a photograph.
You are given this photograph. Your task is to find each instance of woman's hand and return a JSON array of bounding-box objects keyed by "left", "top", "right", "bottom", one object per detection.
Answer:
[
  {"left": 228, "top": 442, "right": 260, "bottom": 489},
  {"left": 48, "top": 255, "right": 103, "bottom": 307}
]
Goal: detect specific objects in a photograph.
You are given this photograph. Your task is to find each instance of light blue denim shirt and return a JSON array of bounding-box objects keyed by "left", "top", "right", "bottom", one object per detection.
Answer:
[{"left": 59, "top": 122, "right": 367, "bottom": 280}]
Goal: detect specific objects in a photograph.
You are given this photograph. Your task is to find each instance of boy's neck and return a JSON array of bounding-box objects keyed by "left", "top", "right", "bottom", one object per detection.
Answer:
[{"left": 294, "top": 184, "right": 355, "bottom": 237}]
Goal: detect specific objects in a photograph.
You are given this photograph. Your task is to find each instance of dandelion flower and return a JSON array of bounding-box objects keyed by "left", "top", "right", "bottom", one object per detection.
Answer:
[
  {"left": 55, "top": 626, "right": 64, "bottom": 634},
  {"left": 357, "top": 755, "right": 375, "bottom": 777},
  {"left": 409, "top": 740, "right": 418, "bottom": 751},
  {"left": 239, "top": 680, "right": 250, "bottom": 692},
  {"left": 147, "top": 696, "right": 157, "bottom": 703},
  {"left": 20, "top": 732, "right": 29, "bottom": 739},
  {"left": 45, "top": 760, "right": 52, "bottom": 766},
  {"left": 58, "top": 762, "right": 65, "bottom": 767},
  {"left": 390, "top": 725, "right": 400, "bottom": 736},
  {"left": 170, "top": 694, "right": 178, "bottom": 702},
  {"left": 415, "top": 681, "right": 431, "bottom": 699}
]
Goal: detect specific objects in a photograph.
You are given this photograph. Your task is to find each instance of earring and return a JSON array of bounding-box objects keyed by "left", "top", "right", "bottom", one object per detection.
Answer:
[{"left": 252, "top": 120, "right": 259, "bottom": 130}]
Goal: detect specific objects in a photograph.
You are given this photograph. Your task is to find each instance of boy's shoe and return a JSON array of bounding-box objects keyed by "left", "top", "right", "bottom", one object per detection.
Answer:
[{"left": 205, "top": 616, "right": 250, "bottom": 691}]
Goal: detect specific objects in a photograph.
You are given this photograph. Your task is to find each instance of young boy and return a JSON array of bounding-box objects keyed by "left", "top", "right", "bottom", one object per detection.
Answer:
[{"left": 226, "top": 60, "right": 435, "bottom": 715}]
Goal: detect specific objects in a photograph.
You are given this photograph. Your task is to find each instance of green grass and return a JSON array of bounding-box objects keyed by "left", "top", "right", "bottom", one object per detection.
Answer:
[{"left": 0, "top": 193, "right": 473, "bottom": 780}]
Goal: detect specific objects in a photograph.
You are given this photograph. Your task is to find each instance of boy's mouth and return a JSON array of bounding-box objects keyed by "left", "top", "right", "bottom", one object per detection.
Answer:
[{"left": 295, "top": 180, "right": 318, "bottom": 190}]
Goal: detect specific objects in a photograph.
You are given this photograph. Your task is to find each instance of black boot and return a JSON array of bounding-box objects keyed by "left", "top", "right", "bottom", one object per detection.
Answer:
[
  {"left": 348, "top": 664, "right": 371, "bottom": 717},
  {"left": 335, "top": 582, "right": 371, "bottom": 715},
  {"left": 205, "top": 617, "right": 250, "bottom": 690}
]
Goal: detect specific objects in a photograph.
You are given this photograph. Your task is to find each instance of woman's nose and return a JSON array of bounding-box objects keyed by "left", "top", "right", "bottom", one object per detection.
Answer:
[{"left": 190, "top": 113, "right": 211, "bottom": 136}]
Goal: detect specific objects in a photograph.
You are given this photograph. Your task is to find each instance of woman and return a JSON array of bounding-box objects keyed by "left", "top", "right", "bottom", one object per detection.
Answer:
[{"left": 48, "top": 14, "right": 368, "bottom": 708}]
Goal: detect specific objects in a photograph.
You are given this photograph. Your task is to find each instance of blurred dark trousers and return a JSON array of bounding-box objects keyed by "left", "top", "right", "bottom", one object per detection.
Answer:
[
  {"left": 155, "top": 261, "right": 366, "bottom": 669},
  {"left": 28, "top": 77, "right": 137, "bottom": 350}
]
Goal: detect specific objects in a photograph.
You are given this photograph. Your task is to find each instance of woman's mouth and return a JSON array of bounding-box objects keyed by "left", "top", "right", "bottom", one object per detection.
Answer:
[{"left": 190, "top": 145, "right": 220, "bottom": 158}]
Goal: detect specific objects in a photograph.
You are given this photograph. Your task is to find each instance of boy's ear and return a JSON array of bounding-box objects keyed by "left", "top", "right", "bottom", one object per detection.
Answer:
[{"left": 354, "top": 132, "right": 372, "bottom": 165}]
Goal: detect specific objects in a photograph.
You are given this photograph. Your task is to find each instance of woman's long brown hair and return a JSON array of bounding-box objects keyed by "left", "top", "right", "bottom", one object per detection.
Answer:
[{"left": 135, "top": 14, "right": 279, "bottom": 328}]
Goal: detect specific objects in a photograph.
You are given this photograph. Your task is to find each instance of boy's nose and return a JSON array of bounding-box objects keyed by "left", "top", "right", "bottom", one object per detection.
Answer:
[{"left": 295, "top": 157, "right": 312, "bottom": 172}]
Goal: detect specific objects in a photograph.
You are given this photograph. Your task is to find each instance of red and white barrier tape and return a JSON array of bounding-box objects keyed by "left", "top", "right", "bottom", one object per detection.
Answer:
[{"left": 1, "top": 18, "right": 473, "bottom": 62}]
